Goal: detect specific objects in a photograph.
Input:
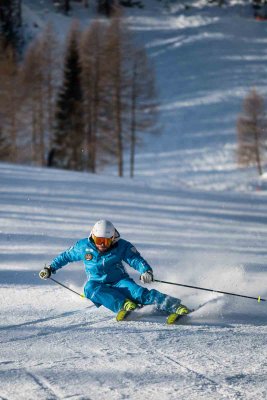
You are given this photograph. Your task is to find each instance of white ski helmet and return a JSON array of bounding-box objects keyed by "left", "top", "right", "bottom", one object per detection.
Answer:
[{"left": 91, "top": 219, "right": 115, "bottom": 239}]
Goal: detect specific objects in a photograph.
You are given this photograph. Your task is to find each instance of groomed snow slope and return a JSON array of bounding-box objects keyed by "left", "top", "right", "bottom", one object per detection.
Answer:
[{"left": 0, "top": 163, "right": 267, "bottom": 400}]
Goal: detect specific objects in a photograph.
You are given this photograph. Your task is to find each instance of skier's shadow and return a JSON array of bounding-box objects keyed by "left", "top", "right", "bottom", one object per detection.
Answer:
[{"left": 0, "top": 268, "right": 86, "bottom": 287}]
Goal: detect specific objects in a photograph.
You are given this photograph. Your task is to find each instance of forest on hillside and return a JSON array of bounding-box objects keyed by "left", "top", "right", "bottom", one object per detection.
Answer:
[
  {"left": 0, "top": 0, "right": 159, "bottom": 177},
  {"left": 1, "top": 0, "right": 267, "bottom": 177}
]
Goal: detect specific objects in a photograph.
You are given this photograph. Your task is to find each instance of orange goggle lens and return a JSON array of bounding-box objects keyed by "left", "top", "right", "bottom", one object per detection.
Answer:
[{"left": 92, "top": 235, "right": 113, "bottom": 246}]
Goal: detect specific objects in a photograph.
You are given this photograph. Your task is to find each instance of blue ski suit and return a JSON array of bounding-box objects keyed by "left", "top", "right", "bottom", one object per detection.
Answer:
[{"left": 50, "top": 234, "right": 181, "bottom": 314}]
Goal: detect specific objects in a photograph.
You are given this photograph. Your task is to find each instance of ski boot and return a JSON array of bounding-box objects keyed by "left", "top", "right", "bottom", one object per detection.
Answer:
[
  {"left": 116, "top": 299, "right": 138, "bottom": 322},
  {"left": 166, "top": 304, "right": 190, "bottom": 325}
]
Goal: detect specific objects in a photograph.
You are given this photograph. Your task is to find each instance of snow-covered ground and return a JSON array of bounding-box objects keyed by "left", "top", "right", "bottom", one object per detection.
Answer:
[
  {"left": 1, "top": 1, "right": 267, "bottom": 399},
  {"left": 1, "top": 163, "right": 267, "bottom": 400}
]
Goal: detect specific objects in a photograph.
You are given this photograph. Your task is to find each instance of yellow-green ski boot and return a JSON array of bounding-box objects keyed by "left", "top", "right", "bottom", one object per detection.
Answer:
[
  {"left": 166, "top": 304, "right": 190, "bottom": 325},
  {"left": 116, "top": 299, "right": 137, "bottom": 322}
]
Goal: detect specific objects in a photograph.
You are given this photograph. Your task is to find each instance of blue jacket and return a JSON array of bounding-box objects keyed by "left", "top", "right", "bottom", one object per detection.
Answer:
[{"left": 50, "top": 237, "right": 152, "bottom": 284}]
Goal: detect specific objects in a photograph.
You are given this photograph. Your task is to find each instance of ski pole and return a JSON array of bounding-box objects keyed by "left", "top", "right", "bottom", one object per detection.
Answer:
[
  {"left": 154, "top": 279, "right": 266, "bottom": 303},
  {"left": 49, "top": 277, "right": 85, "bottom": 299}
]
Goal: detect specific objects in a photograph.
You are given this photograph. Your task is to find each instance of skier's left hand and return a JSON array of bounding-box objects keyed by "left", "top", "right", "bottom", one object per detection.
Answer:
[{"left": 140, "top": 271, "right": 153, "bottom": 284}]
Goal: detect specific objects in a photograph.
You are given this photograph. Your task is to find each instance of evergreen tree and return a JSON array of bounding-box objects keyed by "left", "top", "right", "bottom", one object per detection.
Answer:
[
  {"left": 52, "top": 23, "right": 84, "bottom": 171},
  {"left": 97, "top": 0, "right": 116, "bottom": 16},
  {"left": 0, "top": 0, "right": 22, "bottom": 50},
  {"left": 53, "top": 0, "right": 71, "bottom": 15}
]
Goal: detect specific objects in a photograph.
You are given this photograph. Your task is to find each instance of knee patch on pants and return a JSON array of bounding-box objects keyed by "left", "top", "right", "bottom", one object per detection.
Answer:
[{"left": 84, "top": 281, "right": 102, "bottom": 307}]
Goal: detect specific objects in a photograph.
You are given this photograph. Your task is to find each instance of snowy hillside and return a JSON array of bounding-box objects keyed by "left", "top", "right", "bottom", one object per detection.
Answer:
[
  {"left": 0, "top": 163, "right": 267, "bottom": 399},
  {"left": 22, "top": 0, "right": 267, "bottom": 190}
]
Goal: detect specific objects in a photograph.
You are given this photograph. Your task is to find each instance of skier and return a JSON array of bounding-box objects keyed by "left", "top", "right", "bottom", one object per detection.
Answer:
[{"left": 39, "top": 219, "right": 190, "bottom": 321}]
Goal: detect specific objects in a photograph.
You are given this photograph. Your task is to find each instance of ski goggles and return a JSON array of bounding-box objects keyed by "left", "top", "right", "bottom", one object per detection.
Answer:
[{"left": 92, "top": 234, "right": 113, "bottom": 247}]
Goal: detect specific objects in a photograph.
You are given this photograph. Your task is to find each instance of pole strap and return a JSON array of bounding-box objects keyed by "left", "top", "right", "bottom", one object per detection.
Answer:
[{"left": 154, "top": 279, "right": 266, "bottom": 302}]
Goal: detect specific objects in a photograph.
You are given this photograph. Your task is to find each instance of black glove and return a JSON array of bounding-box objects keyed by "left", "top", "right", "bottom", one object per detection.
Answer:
[{"left": 39, "top": 266, "right": 53, "bottom": 280}]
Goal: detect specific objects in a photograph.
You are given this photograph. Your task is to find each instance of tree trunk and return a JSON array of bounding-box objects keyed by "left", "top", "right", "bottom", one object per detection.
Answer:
[
  {"left": 115, "top": 92, "right": 123, "bottom": 177},
  {"left": 130, "top": 61, "right": 137, "bottom": 178},
  {"left": 254, "top": 126, "right": 263, "bottom": 175}
]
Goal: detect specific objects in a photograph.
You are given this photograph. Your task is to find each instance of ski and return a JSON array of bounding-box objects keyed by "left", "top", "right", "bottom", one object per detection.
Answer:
[{"left": 117, "top": 307, "right": 194, "bottom": 324}]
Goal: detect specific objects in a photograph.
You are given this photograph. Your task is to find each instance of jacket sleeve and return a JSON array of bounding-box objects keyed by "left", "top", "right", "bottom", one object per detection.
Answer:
[
  {"left": 122, "top": 241, "right": 153, "bottom": 275},
  {"left": 50, "top": 240, "right": 84, "bottom": 271}
]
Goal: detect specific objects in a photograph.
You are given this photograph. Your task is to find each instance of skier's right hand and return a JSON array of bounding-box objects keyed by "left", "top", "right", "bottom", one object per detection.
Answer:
[
  {"left": 39, "top": 266, "right": 53, "bottom": 280},
  {"left": 140, "top": 271, "right": 154, "bottom": 284}
]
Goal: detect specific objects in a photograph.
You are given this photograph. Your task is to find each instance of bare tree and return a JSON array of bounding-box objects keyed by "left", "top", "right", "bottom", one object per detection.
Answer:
[
  {"left": 20, "top": 24, "right": 60, "bottom": 166},
  {"left": 100, "top": 12, "right": 159, "bottom": 177},
  {"left": 80, "top": 20, "right": 106, "bottom": 173},
  {"left": 0, "top": 40, "right": 21, "bottom": 162},
  {"left": 101, "top": 11, "right": 131, "bottom": 177},
  {"left": 40, "top": 23, "right": 60, "bottom": 153},
  {"left": 237, "top": 89, "right": 266, "bottom": 176},
  {"left": 21, "top": 37, "right": 46, "bottom": 165},
  {"left": 0, "top": 124, "right": 11, "bottom": 160},
  {"left": 128, "top": 47, "right": 158, "bottom": 177}
]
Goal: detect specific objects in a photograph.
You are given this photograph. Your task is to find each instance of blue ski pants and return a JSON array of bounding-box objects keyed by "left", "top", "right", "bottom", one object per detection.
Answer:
[{"left": 84, "top": 277, "right": 181, "bottom": 313}]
